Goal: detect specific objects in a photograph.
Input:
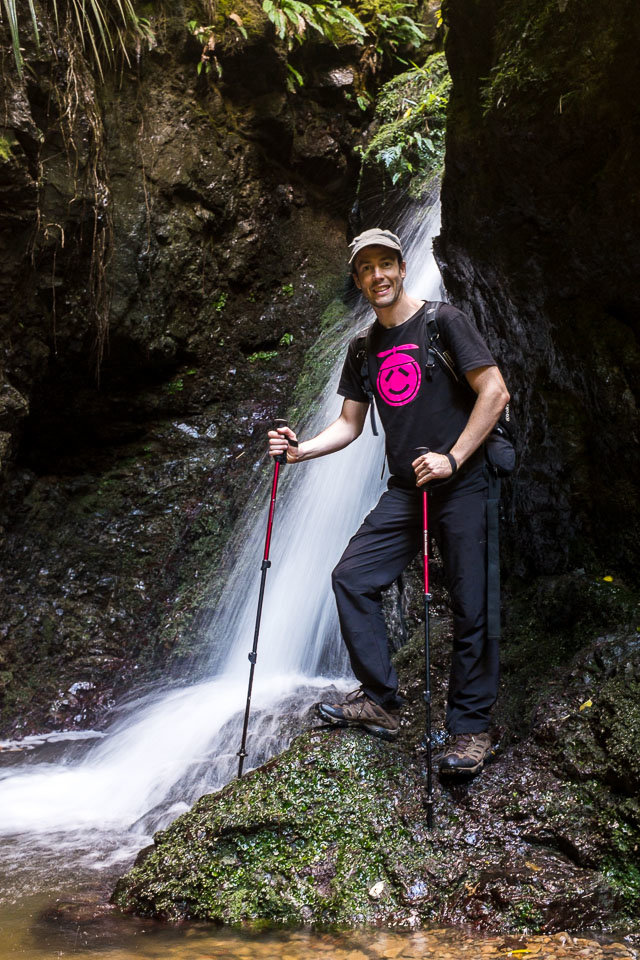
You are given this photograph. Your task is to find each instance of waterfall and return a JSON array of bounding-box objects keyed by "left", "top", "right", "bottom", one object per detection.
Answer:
[{"left": 0, "top": 200, "right": 443, "bottom": 877}]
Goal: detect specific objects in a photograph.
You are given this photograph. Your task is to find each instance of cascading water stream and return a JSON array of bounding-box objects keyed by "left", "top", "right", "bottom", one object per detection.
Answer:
[{"left": 0, "top": 200, "right": 443, "bottom": 894}]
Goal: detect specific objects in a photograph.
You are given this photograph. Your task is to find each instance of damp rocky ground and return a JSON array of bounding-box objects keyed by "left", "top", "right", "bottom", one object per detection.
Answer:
[
  {"left": 113, "top": 570, "right": 640, "bottom": 937},
  {"left": 5, "top": 895, "right": 639, "bottom": 960}
]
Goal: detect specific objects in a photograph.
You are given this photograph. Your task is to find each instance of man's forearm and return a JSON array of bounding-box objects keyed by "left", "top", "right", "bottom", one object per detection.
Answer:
[
  {"left": 297, "top": 412, "right": 364, "bottom": 461},
  {"left": 449, "top": 374, "right": 510, "bottom": 468}
]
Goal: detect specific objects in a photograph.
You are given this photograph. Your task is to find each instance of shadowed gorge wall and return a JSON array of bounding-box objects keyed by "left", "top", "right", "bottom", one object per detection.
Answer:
[{"left": 436, "top": 0, "right": 640, "bottom": 579}]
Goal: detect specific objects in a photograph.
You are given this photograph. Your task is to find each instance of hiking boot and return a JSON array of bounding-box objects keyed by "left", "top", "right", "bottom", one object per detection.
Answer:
[
  {"left": 438, "top": 731, "right": 493, "bottom": 777},
  {"left": 316, "top": 688, "right": 400, "bottom": 742}
]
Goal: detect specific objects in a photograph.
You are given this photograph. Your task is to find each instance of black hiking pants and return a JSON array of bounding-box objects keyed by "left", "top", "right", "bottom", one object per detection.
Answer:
[{"left": 331, "top": 483, "right": 498, "bottom": 734}]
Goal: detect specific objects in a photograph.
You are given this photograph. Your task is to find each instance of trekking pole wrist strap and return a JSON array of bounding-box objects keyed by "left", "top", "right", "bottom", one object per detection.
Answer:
[{"left": 445, "top": 452, "right": 458, "bottom": 475}]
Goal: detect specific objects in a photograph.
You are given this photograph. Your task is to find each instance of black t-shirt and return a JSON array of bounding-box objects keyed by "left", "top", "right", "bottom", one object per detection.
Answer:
[{"left": 337, "top": 301, "right": 496, "bottom": 496}]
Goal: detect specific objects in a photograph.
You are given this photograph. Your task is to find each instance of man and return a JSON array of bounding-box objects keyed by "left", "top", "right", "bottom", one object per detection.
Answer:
[{"left": 268, "top": 228, "right": 510, "bottom": 776}]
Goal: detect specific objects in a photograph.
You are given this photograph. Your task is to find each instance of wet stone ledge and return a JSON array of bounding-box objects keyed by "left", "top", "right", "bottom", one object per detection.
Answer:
[{"left": 112, "top": 626, "right": 640, "bottom": 935}]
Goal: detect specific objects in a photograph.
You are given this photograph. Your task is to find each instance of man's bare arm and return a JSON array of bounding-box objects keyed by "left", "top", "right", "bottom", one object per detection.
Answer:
[
  {"left": 413, "top": 366, "right": 510, "bottom": 485},
  {"left": 268, "top": 399, "right": 369, "bottom": 464}
]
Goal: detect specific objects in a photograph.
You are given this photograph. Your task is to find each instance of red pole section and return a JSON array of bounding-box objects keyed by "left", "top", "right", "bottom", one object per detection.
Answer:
[
  {"left": 263, "top": 460, "right": 280, "bottom": 560},
  {"left": 422, "top": 489, "right": 429, "bottom": 595}
]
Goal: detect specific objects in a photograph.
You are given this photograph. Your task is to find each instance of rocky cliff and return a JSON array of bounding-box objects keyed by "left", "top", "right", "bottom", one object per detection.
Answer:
[
  {"left": 0, "top": 0, "right": 438, "bottom": 732},
  {"left": 436, "top": 0, "right": 640, "bottom": 579}
]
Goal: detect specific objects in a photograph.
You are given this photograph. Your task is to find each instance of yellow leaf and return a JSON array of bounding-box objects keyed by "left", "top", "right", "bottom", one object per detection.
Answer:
[
  {"left": 603, "top": 575, "right": 613, "bottom": 582},
  {"left": 525, "top": 861, "right": 542, "bottom": 871},
  {"left": 510, "top": 951, "right": 532, "bottom": 956},
  {"left": 579, "top": 699, "right": 593, "bottom": 711}
]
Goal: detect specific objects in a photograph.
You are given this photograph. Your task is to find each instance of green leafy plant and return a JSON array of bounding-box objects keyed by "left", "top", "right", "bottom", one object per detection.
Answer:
[
  {"left": 0, "top": 135, "right": 15, "bottom": 162},
  {"left": 361, "top": 53, "right": 450, "bottom": 189},
  {"left": 247, "top": 350, "right": 278, "bottom": 363},
  {"left": 213, "top": 291, "right": 228, "bottom": 313},
  {"left": 355, "top": 0, "right": 427, "bottom": 64},
  {"left": 262, "top": 0, "right": 366, "bottom": 51},
  {"left": 165, "top": 378, "right": 184, "bottom": 394},
  {"left": 280, "top": 283, "right": 294, "bottom": 297},
  {"left": 188, "top": 15, "right": 247, "bottom": 77},
  {"left": 1, "top": 0, "right": 153, "bottom": 79},
  {"left": 286, "top": 62, "right": 304, "bottom": 91},
  {"left": 188, "top": 20, "right": 219, "bottom": 76},
  {"left": 259, "top": 0, "right": 425, "bottom": 91},
  {"left": 279, "top": 332, "right": 294, "bottom": 346}
]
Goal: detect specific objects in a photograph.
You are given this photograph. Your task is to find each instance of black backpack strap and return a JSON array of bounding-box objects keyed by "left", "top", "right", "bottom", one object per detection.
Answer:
[
  {"left": 485, "top": 467, "right": 501, "bottom": 642},
  {"left": 357, "top": 328, "right": 378, "bottom": 436},
  {"left": 425, "top": 302, "right": 461, "bottom": 384}
]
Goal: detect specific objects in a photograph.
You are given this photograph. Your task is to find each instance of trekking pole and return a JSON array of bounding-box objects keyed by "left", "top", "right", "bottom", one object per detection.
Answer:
[
  {"left": 416, "top": 446, "right": 434, "bottom": 829},
  {"left": 237, "top": 418, "right": 290, "bottom": 779}
]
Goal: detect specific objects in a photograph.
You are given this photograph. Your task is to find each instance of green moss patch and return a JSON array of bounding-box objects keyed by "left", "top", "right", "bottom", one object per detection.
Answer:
[
  {"left": 113, "top": 730, "right": 426, "bottom": 923},
  {"left": 361, "top": 52, "right": 450, "bottom": 194},
  {"left": 113, "top": 592, "right": 640, "bottom": 932}
]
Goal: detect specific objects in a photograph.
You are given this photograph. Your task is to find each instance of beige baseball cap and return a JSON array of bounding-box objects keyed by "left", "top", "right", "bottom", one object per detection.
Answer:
[{"left": 348, "top": 227, "right": 403, "bottom": 264}]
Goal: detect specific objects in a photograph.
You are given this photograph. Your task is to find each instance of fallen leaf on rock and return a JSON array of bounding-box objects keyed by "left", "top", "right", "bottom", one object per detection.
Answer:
[
  {"left": 369, "top": 881, "right": 385, "bottom": 899},
  {"left": 525, "top": 861, "right": 542, "bottom": 871},
  {"left": 579, "top": 699, "right": 593, "bottom": 711}
]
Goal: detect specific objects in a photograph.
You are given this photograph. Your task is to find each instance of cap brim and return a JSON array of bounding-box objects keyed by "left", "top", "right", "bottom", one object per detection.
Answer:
[{"left": 349, "top": 239, "right": 403, "bottom": 264}]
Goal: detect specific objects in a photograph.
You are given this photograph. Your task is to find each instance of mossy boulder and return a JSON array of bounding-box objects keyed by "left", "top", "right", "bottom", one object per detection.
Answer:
[
  {"left": 113, "top": 609, "right": 640, "bottom": 933},
  {"left": 113, "top": 730, "right": 426, "bottom": 924}
]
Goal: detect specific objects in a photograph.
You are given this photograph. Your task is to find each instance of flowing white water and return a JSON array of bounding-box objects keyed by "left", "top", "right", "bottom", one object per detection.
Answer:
[{"left": 0, "top": 200, "right": 443, "bottom": 872}]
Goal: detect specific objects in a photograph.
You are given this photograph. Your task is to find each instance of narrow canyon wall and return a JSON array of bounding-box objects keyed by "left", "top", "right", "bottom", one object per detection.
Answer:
[{"left": 437, "top": 0, "right": 640, "bottom": 578}]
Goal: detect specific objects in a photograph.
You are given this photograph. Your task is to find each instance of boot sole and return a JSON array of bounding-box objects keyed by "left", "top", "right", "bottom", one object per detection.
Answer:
[
  {"left": 438, "top": 746, "right": 496, "bottom": 778},
  {"left": 316, "top": 704, "right": 399, "bottom": 742},
  {"left": 438, "top": 758, "right": 484, "bottom": 777}
]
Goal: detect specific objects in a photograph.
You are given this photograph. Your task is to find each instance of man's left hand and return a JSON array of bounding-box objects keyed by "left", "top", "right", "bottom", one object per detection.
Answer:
[{"left": 412, "top": 451, "right": 454, "bottom": 486}]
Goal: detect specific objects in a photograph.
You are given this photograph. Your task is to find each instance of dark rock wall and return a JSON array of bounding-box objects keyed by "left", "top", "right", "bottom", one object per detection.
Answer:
[
  {"left": 0, "top": 2, "right": 384, "bottom": 733},
  {"left": 437, "top": 0, "right": 640, "bottom": 578}
]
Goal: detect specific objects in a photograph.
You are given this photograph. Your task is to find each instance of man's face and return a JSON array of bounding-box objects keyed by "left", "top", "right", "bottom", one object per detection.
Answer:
[{"left": 352, "top": 245, "right": 406, "bottom": 309}]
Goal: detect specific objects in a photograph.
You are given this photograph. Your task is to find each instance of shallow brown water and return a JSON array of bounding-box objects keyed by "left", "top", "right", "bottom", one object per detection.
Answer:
[{"left": 1, "top": 888, "right": 637, "bottom": 960}]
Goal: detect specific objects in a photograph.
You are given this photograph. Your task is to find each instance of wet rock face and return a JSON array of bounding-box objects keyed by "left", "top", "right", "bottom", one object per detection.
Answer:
[
  {"left": 82, "top": 503, "right": 623, "bottom": 942},
  {"left": 0, "top": 4, "right": 373, "bottom": 733},
  {"left": 112, "top": 592, "right": 640, "bottom": 933},
  {"left": 436, "top": 0, "right": 640, "bottom": 579}
]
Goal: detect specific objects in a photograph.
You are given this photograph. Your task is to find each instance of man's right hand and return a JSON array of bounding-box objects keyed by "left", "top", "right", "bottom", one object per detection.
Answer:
[{"left": 268, "top": 424, "right": 300, "bottom": 463}]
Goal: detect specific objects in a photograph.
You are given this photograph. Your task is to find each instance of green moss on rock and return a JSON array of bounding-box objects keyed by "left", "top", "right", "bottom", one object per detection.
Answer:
[
  {"left": 113, "top": 730, "right": 425, "bottom": 923},
  {"left": 361, "top": 52, "right": 450, "bottom": 194},
  {"left": 113, "top": 590, "right": 640, "bottom": 932},
  {"left": 481, "top": 0, "right": 626, "bottom": 118}
]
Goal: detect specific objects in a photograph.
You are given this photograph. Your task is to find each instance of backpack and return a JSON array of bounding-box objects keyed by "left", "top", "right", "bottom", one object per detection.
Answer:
[
  {"left": 356, "top": 300, "right": 516, "bottom": 478},
  {"left": 356, "top": 300, "right": 514, "bottom": 643}
]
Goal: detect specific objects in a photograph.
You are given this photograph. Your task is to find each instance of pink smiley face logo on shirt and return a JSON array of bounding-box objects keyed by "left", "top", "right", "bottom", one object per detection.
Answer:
[{"left": 376, "top": 344, "right": 421, "bottom": 407}]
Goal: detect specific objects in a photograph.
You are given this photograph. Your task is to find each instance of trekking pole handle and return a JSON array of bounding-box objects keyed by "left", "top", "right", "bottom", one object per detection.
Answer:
[
  {"left": 273, "top": 418, "right": 299, "bottom": 464},
  {"left": 273, "top": 418, "right": 289, "bottom": 465}
]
